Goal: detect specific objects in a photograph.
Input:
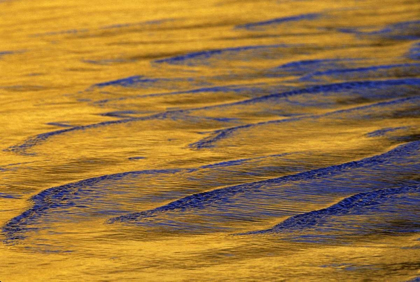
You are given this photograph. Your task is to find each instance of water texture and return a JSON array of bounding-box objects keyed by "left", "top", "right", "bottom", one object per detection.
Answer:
[{"left": 0, "top": 0, "right": 419, "bottom": 281}]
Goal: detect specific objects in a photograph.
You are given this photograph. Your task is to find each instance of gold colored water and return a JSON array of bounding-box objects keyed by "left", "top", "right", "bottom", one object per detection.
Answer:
[{"left": 1, "top": 0, "right": 419, "bottom": 281}]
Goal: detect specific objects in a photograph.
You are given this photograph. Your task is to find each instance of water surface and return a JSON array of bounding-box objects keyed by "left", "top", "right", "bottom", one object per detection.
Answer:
[{"left": 1, "top": 0, "right": 419, "bottom": 281}]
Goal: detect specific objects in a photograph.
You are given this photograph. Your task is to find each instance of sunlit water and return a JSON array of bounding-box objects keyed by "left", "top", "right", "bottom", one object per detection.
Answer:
[{"left": 1, "top": 0, "right": 419, "bottom": 281}]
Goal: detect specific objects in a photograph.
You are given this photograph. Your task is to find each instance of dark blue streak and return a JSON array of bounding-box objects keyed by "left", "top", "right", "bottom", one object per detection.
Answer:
[
  {"left": 301, "top": 63, "right": 420, "bottom": 81},
  {"left": 368, "top": 20, "right": 420, "bottom": 40},
  {"left": 34, "top": 29, "right": 89, "bottom": 37},
  {"left": 100, "top": 19, "right": 172, "bottom": 30},
  {"left": 200, "top": 153, "right": 289, "bottom": 169},
  {"left": 366, "top": 127, "right": 408, "bottom": 137},
  {"left": 154, "top": 44, "right": 290, "bottom": 65},
  {"left": 408, "top": 42, "right": 420, "bottom": 60},
  {"left": 339, "top": 20, "right": 420, "bottom": 40},
  {"left": 278, "top": 59, "right": 339, "bottom": 69},
  {"left": 236, "top": 13, "right": 320, "bottom": 30},
  {"left": 92, "top": 75, "right": 160, "bottom": 88},
  {"left": 0, "top": 193, "right": 21, "bottom": 199},
  {"left": 82, "top": 58, "right": 135, "bottom": 65},
  {"left": 46, "top": 122, "right": 74, "bottom": 128},
  {"left": 94, "top": 84, "right": 255, "bottom": 106},
  {"left": 0, "top": 51, "right": 15, "bottom": 58},
  {"left": 266, "top": 58, "right": 356, "bottom": 78}
]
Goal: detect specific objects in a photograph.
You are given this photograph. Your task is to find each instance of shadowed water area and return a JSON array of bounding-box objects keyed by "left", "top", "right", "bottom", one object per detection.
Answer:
[{"left": 1, "top": 0, "right": 419, "bottom": 281}]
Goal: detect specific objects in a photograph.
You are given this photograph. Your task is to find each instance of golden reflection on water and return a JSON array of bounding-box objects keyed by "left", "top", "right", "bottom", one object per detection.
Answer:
[{"left": 1, "top": 0, "right": 419, "bottom": 281}]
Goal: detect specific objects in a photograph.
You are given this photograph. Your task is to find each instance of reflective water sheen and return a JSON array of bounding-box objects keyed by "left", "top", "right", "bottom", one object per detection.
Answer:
[{"left": 1, "top": 0, "right": 420, "bottom": 281}]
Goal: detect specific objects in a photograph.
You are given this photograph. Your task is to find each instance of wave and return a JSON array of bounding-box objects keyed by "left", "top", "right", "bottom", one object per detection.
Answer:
[
  {"left": 211, "top": 78, "right": 420, "bottom": 107},
  {"left": 300, "top": 63, "right": 420, "bottom": 82},
  {"left": 339, "top": 20, "right": 420, "bottom": 40},
  {"left": 190, "top": 96, "right": 420, "bottom": 149},
  {"left": 153, "top": 44, "right": 294, "bottom": 65},
  {"left": 4, "top": 111, "right": 224, "bottom": 155},
  {"left": 2, "top": 0, "right": 420, "bottom": 279},
  {"left": 2, "top": 152, "right": 303, "bottom": 243},
  {"left": 6, "top": 77, "right": 418, "bottom": 154},
  {"left": 236, "top": 13, "right": 320, "bottom": 30},
  {"left": 93, "top": 83, "right": 263, "bottom": 107},
  {"left": 32, "top": 19, "right": 172, "bottom": 37},
  {"left": 108, "top": 141, "right": 420, "bottom": 233},
  {"left": 244, "top": 184, "right": 420, "bottom": 242}
]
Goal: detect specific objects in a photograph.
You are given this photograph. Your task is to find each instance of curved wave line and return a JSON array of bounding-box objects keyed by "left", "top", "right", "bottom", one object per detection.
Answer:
[
  {"left": 243, "top": 184, "right": 420, "bottom": 235},
  {"left": 190, "top": 96, "right": 420, "bottom": 149},
  {"left": 108, "top": 141, "right": 419, "bottom": 224}
]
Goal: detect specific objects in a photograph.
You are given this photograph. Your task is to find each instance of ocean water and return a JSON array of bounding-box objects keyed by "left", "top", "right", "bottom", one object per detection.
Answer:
[{"left": 0, "top": 0, "right": 419, "bottom": 281}]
